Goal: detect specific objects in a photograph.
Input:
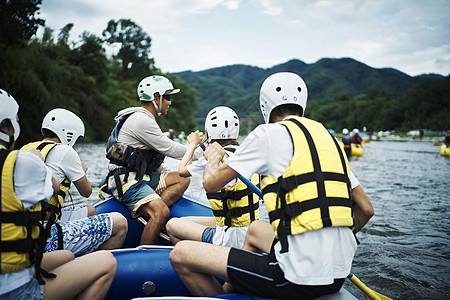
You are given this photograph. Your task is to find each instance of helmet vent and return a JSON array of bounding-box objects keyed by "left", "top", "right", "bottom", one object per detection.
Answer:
[
  {"left": 225, "top": 120, "right": 229, "bottom": 128},
  {"left": 211, "top": 116, "right": 217, "bottom": 120},
  {"left": 51, "top": 117, "right": 56, "bottom": 121},
  {"left": 298, "top": 87, "right": 302, "bottom": 92},
  {"left": 276, "top": 87, "right": 281, "bottom": 92},
  {"left": 212, "top": 124, "right": 217, "bottom": 127},
  {"left": 67, "top": 132, "right": 73, "bottom": 143}
]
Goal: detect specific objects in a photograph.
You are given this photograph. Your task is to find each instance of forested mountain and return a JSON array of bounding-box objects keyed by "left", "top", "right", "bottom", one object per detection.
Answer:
[
  {"left": 174, "top": 58, "right": 442, "bottom": 119},
  {"left": 1, "top": 1, "right": 448, "bottom": 145}
]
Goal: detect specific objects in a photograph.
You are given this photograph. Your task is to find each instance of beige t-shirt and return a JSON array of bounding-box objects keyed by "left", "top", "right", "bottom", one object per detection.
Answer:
[{"left": 107, "top": 107, "right": 202, "bottom": 191}]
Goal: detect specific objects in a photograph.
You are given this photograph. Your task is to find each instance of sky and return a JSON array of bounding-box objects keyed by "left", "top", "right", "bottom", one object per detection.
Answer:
[{"left": 37, "top": 0, "right": 450, "bottom": 77}]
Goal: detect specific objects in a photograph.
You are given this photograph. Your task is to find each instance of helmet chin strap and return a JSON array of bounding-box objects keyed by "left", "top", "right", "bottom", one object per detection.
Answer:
[
  {"left": 0, "top": 132, "right": 15, "bottom": 149},
  {"left": 152, "top": 100, "right": 162, "bottom": 116}
]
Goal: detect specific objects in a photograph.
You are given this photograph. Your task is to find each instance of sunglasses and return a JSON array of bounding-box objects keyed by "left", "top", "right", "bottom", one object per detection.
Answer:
[{"left": 163, "top": 94, "right": 172, "bottom": 101}]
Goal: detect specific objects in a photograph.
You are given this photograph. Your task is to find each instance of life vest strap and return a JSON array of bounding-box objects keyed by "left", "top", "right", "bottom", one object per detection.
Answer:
[
  {"left": 0, "top": 211, "right": 43, "bottom": 226},
  {"left": 212, "top": 201, "right": 260, "bottom": 218},
  {"left": 0, "top": 238, "right": 35, "bottom": 253}
]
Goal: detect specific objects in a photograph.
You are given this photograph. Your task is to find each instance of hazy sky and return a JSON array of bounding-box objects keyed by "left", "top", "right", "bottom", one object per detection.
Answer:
[{"left": 38, "top": 0, "right": 450, "bottom": 77}]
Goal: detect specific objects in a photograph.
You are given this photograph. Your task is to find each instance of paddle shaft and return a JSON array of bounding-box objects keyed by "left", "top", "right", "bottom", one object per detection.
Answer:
[{"left": 347, "top": 273, "right": 392, "bottom": 300}]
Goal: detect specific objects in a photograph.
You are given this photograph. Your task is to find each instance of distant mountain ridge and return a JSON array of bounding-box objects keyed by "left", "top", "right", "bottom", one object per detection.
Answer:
[{"left": 174, "top": 58, "right": 443, "bottom": 119}]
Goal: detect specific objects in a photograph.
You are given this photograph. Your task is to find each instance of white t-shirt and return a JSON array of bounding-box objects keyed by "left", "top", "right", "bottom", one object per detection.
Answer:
[
  {"left": 226, "top": 117, "right": 358, "bottom": 285},
  {"left": 45, "top": 142, "right": 86, "bottom": 183},
  {"left": 0, "top": 150, "right": 54, "bottom": 295},
  {"left": 188, "top": 156, "right": 247, "bottom": 248}
]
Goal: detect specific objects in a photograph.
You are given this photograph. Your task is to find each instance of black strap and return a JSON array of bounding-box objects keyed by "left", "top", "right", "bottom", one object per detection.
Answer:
[
  {"left": 0, "top": 238, "right": 35, "bottom": 253},
  {"left": 55, "top": 222, "right": 64, "bottom": 250},
  {"left": 0, "top": 211, "right": 44, "bottom": 226},
  {"left": 208, "top": 186, "right": 259, "bottom": 227}
]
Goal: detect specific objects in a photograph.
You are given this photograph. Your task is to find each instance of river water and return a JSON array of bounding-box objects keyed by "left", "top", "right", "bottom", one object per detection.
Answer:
[{"left": 70, "top": 140, "right": 449, "bottom": 300}]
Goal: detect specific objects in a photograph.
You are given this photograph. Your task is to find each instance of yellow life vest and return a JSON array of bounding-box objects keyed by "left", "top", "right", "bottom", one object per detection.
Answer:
[
  {"left": 261, "top": 116, "right": 354, "bottom": 253},
  {"left": 206, "top": 146, "right": 260, "bottom": 227},
  {"left": 0, "top": 149, "right": 47, "bottom": 278},
  {"left": 21, "top": 141, "right": 71, "bottom": 221}
]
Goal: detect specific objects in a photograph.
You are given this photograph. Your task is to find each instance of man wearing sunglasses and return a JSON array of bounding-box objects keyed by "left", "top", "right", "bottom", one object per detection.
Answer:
[{"left": 106, "top": 75, "right": 203, "bottom": 245}]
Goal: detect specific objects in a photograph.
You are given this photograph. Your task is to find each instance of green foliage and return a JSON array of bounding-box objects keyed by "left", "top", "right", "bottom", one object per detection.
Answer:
[
  {"left": 0, "top": 0, "right": 45, "bottom": 46},
  {"left": 102, "top": 19, "right": 155, "bottom": 79},
  {"left": 175, "top": 59, "right": 447, "bottom": 132},
  {"left": 0, "top": 16, "right": 198, "bottom": 147},
  {"left": 0, "top": 2, "right": 447, "bottom": 150}
]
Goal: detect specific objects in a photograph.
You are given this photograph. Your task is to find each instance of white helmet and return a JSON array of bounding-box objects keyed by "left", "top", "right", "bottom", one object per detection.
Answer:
[
  {"left": 0, "top": 89, "right": 20, "bottom": 144},
  {"left": 352, "top": 128, "right": 359, "bottom": 134},
  {"left": 205, "top": 106, "right": 239, "bottom": 142},
  {"left": 259, "top": 72, "right": 308, "bottom": 123},
  {"left": 342, "top": 128, "right": 349, "bottom": 135},
  {"left": 137, "top": 75, "right": 180, "bottom": 116},
  {"left": 41, "top": 108, "right": 85, "bottom": 147}
]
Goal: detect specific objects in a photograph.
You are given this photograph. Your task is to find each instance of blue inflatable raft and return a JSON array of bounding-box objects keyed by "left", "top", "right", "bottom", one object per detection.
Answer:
[
  {"left": 94, "top": 195, "right": 359, "bottom": 300},
  {"left": 94, "top": 195, "right": 213, "bottom": 248}
]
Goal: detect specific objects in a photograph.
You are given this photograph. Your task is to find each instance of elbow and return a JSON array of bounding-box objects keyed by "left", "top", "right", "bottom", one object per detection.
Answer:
[
  {"left": 80, "top": 186, "right": 92, "bottom": 198},
  {"left": 367, "top": 206, "right": 375, "bottom": 218},
  {"left": 203, "top": 180, "right": 217, "bottom": 193}
]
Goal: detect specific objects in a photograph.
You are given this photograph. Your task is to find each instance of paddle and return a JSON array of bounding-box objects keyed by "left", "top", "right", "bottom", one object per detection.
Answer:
[
  {"left": 347, "top": 273, "right": 392, "bottom": 300},
  {"left": 433, "top": 142, "right": 442, "bottom": 146}
]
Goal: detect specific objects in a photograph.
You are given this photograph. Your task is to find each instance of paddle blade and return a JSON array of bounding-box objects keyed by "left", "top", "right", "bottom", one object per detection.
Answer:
[
  {"left": 347, "top": 273, "right": 392, "bottom": 300},
  {"left": 434, "top": 142, "right": 442, "bottom": 146}
]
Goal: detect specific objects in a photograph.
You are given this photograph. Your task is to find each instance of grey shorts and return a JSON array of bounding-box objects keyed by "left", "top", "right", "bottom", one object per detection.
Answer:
[{"left": 0, "top": 279, "right": 44, "bottom": 300}]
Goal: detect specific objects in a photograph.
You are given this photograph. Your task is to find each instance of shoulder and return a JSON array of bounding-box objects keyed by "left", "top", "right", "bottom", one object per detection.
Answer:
[
  {"left": 16, "top": 151, "right": 47, "bottom": 169},
  {"left": 125, "top": 109, "right": 157, "bottom": 128},
  {"left": 244, "top": 123, "right": 291, "bottom": 146},
  {"left": 50, "top": 144, "right": 80, "bottom": 159},
  {"left": 15, "top": 151, "right": 51, "bottom": 180}
]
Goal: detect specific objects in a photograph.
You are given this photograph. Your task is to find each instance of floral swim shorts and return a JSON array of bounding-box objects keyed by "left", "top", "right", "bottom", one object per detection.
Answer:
[{"left": 45, "top": 213, "right": 113, "bottom": 257}]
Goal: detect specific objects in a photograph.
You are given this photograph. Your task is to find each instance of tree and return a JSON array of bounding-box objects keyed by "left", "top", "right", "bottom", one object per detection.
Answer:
[
  {"left": 57, "top": 23, "right": 74, "bottom": 46},
  {"left": 102, "top": 19, "right": 155, "bottom": 79},
  {"left": 0, "top": 0, "right": 45, "bottom": 46},
  {"left": 72, "top": 32, "right": 108, "bottom": 82}
]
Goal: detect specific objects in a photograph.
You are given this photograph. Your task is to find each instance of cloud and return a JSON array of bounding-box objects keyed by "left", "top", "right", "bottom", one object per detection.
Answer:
[{"left": 37, "top": 0, "right": 450, "bottom": 76}]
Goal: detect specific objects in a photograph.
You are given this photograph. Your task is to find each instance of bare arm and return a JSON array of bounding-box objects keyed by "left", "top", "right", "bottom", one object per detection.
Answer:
[
  {"left": 352, "top": 185, "right": 374, "bottom": 233},
  {"left": 203, "top": 142, "right": 240, "bottom": 193},
  {"left": 73, "top": 175, "right": 92, "bottom": 198},
  {"left": 179, "top": 131, "right": 202, "bottom": 177}
]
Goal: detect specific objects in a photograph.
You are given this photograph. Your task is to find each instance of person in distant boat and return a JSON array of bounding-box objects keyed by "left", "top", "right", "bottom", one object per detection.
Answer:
[
  {"left": 166, "top": 106, "right": 260, "bottom": 249},
  {"left": 351, "top": 128, "right": 363, "bottom": 145},
  {"left": 444, "top": 130, "right": 450, "bottom": 147},
  {"left": 170, "top": 72, "right": 374, "bottom": 299},
  {"left": 106, "top": 75, "right": 203, "bottom": 245},
  {"left": 0, "top": 89, "right": 117, "bottom": 300},
  {"left": 21, "top": 108, "right": 127, "bottom": 256},
  {"left": 168, "top": 128, "right": 175, "bottom": 140},
  {"left": 341, "top": 128, "right": 352, "bottom": 158}
]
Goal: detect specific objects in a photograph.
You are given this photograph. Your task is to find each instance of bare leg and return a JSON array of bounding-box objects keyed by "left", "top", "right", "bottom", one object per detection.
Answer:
[
  {"left": 98, "top": 212, "right": 128, "bottom": 250},
  {"left": 41, "top": 250, "right": 74, "bottom": 272},
  {"left": 166, "top": 217, "right": 216, "bottom": 245},
  {"left": 170, "top": 240, "right": 230, "bottom": 296},
  {"left": 44, "top": 250, "right": 116, "bottom": 300},
  {"left": 138, "top": 198, "right": 170, "bottom": 245},
  {"left": 160, "top": 172, "right": 190, "bottom": 207},
  {"left": 87, "top": 204, "right": 96, "bottom": 216}
]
